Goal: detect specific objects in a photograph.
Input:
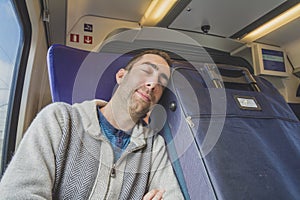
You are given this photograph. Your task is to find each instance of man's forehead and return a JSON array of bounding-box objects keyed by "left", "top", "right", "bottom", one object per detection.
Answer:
[
  {"left": 141, "top": 53, "right": 165, "bottom": 59},
  {"left": 136, "top": 54, "right": 170, "bottom": 68}
]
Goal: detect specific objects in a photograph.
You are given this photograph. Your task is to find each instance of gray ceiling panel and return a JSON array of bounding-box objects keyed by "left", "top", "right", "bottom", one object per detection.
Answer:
[{"left": 169, "top": 0, "right": 286, "bottom": 37}]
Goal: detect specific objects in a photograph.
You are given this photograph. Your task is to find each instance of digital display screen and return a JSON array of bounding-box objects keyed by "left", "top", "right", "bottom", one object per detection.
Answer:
[{"left": 262, "top": 49, "right": 285, "bottom": 72}]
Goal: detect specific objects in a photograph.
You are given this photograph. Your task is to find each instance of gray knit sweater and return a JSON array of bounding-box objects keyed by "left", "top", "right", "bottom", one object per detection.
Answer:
[{"left": 0, "top": 100, "right": 183, "bottom": 199}]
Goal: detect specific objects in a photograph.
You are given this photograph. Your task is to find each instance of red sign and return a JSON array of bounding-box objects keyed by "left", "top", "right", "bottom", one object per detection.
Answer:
[
  {"left": 70, "top": 34, "right": 79, "bottom": 43},
  {"left": 84, "top": 35, "right": 93, "bottom": 44}
]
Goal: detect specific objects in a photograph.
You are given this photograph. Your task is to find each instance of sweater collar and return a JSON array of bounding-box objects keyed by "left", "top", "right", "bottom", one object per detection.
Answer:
[{"left": 73, "top": 100, "right": 149, "bottom": 148}]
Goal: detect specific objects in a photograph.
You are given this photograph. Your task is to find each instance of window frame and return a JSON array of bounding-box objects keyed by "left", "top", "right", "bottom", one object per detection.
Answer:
[{"left": 1, "top": 0, "right": 32, "bottom": 175}]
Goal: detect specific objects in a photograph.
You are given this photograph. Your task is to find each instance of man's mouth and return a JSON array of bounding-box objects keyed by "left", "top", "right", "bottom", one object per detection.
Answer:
[{"left": 136, "top": 90, "right": 151, "bottom": 102}]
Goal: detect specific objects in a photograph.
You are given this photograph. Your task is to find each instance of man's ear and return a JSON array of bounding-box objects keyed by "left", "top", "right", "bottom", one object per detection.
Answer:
[{"left": 116, "top": 68, "right": 127, "bottom": 84}]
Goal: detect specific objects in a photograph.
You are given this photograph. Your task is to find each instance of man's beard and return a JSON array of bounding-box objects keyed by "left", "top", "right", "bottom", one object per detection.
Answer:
[{"left": 128, "top": 91, "right": 152, "bottom": 121}]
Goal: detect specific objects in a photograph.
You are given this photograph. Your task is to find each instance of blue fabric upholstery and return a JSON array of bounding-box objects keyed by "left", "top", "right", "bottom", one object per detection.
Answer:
[
  {"left": 47, "top": 44, "right": 132, "bottom": 103},
  {"left": 160, "top": 63, "right": 300, "bottom": 199}
]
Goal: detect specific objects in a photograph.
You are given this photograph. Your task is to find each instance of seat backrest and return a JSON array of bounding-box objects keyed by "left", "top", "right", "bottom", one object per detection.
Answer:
[
  {"left": 47, "top": 44, "right": 133, "bottom": 103},
  {"left": 159, "top": 60, "right": 300, "bottom": 200}
]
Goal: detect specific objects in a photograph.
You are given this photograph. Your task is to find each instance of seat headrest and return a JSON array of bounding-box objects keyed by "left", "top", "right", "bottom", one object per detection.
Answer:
[{"left": 47, "top": 44, "right": 133, "bottom": 103}]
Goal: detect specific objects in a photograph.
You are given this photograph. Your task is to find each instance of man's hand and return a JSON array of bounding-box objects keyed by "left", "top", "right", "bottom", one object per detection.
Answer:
[{"left": 143, "top": 189, "right": 165, "bottom": 200}]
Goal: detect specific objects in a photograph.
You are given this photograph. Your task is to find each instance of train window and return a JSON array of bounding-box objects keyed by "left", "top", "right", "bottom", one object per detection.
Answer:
[{"left": 0, "top": 0, "right": 24, "bottom": 172}]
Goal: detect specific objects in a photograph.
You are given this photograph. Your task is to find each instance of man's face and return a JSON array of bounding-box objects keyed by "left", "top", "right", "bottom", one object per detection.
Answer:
[{"left": 117, "top": 54, "right": 171, "bottom": 120}]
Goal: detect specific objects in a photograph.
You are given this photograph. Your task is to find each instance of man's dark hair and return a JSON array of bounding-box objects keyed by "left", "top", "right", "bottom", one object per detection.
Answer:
[{"left": 125, "top": 49, "right": 173, "bottom": 71}]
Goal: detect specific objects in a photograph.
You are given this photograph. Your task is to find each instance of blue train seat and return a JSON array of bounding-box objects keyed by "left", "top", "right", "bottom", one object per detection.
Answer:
[{"left": 159, "top": 60, "right": 300, "bottom": 199}]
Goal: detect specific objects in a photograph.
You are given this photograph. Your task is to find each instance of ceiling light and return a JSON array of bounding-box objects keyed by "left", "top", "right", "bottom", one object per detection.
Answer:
[
  {"left": 241, "top": 3, "right": 300, "bottom": 43},
  {"left": 140, "top": 0, "right": 178, "bottom": 26}
]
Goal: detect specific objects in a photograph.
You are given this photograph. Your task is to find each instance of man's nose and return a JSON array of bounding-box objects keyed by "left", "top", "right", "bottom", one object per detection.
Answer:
[{"left": 146, "top": 82, "right": 157, "bottom": 91}]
